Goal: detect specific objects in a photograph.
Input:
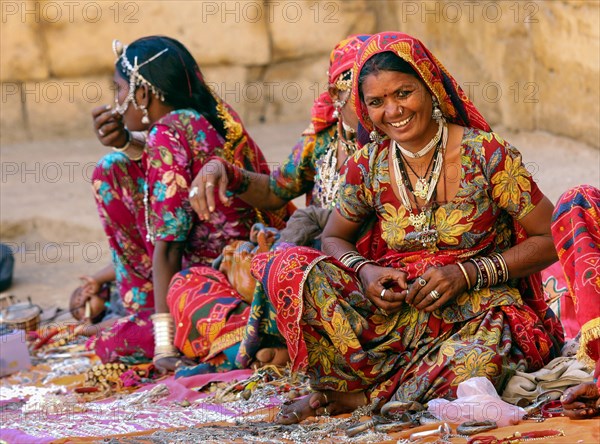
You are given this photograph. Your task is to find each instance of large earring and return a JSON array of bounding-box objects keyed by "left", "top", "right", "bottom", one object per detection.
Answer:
[
  {"left": 332, "top": 101, "right": 342, "bottom": 119},
  {"left": 431, "top": 96, "right": 443, "bottom": 121},
  {"left": 141, "top": 105, "right": 150, "bottom": 125},
  {"left": 369, "top": 129, "right": 383, "bottom": 144},
  {"left": 333, "top": 97, "right": 347, "bottom": 120}
]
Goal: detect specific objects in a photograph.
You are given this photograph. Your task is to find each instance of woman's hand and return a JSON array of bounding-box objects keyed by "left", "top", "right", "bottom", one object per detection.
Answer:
[
  {"left": 405, "top": 264, "right": 468, "bottom": 312},
  {"left": 153, "top": 355, "right": 197, "bottom": 374},
  {"left": 358, "top": 264, "right": 408, "bottom": 315},
  {"left": 79, "top": 275, "right": 101, "bottom": 298},
  {"left": 92, "top": 104, "right": 128, "bottom": 148},
  {"left": 189, "top": 159, "right": 232, "bottom": 220},
  {"left": 561, "top": 383, "right": 600, "bottom": 419}
]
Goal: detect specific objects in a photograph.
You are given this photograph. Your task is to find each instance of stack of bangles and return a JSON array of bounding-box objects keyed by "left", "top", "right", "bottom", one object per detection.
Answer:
[
  {"left": 150, "top": 313, "right": 179, "bottom": 362},
  {"left": 338, "top": 251, "right": 378, "bottom": 274},
  {"left": 465, "top": 252, "right": 509, "bottom": 291}
]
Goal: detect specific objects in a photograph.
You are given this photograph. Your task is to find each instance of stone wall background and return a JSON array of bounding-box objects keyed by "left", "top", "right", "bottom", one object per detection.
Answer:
[{"left": 1, "top": 0, "right": 598, "bottom": 148}]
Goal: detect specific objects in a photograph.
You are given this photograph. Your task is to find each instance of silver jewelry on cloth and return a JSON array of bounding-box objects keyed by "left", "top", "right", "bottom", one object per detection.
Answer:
[
  {"left": 418, "top": 277, "right": 427, "bottom": 287},
  {"left": 380, "top": 288, "right": 386, "bottom": 300},
  {"left": 188, "top": 186, "right": 199, "bottom": 198},
  {"left": 429, "top": 289, "right": 440, "bottom": 301}
]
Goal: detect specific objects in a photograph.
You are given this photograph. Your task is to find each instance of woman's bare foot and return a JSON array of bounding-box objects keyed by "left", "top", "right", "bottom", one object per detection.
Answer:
[
  {"left": 255, "top": 347, "right": 290, "bottom": 367},
  {"left": 276, "top": 390, "right": 367, "bottom": 424}
]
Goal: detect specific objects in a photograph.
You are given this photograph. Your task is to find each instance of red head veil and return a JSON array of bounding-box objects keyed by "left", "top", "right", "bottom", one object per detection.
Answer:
[
  {"left": 352, "top": 32, "right": 491, "bottom": 138},
  {"left": 310, "top": 34, "right": 371, "bottom": 134}
]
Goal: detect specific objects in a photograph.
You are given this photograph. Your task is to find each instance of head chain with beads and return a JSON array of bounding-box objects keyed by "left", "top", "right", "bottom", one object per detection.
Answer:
[
  {"left": 112, "top": 39, "right": 169, "bottom": 115},
  {"left": 331, "top": 69, "right": 352, "bottom": 91}
]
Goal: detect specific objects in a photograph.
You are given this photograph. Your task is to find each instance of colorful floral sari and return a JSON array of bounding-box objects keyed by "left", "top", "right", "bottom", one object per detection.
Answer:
[
  {"left": 167, "top": 124, "right": 341, "bottom": 374},
  {"left": 551, "top": 185, "right": 600, "bottom": 369},
  {"left": 90, "top": 106, "right": 279, "bottom": 363},
  {"left": 255, "top": 129, "right": 563, "bottom": 403},
  {"left": 253, "top": 32, "right": 563, "bottom": 404},
  {"left": 167, "top": 35, "right": 370, "bottom": 374}
]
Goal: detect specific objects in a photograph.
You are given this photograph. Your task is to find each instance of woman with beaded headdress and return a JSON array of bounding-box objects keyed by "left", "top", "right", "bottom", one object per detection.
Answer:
[
  {"left": 259, "top": 32, "right": 565, "bottom": 423},
  {"left": 163, "top": 35, "right": 371, "bottom": 375},
  {"left": 87, "top": 36, "right": 288, "bottom": 370}
]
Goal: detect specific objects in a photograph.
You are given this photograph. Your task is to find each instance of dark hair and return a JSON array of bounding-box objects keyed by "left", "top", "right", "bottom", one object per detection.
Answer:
[
  {"left": 117, "top": 35, "right": 226, "bottom": 138},
  {"left": 357, "top": 51, "right": 422, "bottom": 103},
  {"left": 69, "top": 287, "right": 105, "bottom": 324}
]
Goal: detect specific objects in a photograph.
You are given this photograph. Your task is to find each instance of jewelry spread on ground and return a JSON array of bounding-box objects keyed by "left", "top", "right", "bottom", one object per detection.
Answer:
[{"left": 467, "top": 429, "right": 565, "bottom": 444}]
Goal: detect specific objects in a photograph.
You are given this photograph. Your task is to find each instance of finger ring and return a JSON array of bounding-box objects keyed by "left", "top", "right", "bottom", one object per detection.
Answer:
[
  {"left": 188, "top": 186, "right": 199, "bottom": 198},
  {"left": 292, "top": 411, "right": 301, "bottom": 422},
  {"left": 205, "top": 182, "right": 215, "bottom": 188},
  {"left": 322, "top": 393, "right": 329, "bottom": 404},
  {"left": 380, "top": 288, "right": 386, "bottom": 300},
  {"left": 98, "top": 129, "right": 105, "bottom": 136},
  {"left": 418, "top": 277, "right": 427, "bottom": 287},
  {"left": 429, "top": 289, "right": 440, "bottom": 301},
  {"left": 323, "top": 406, "right": 330, "bottom": 416}
]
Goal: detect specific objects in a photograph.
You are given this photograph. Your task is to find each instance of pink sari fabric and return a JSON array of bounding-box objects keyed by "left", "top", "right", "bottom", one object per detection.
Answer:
[
  {"left": 551, "top": 185, "right": 600, "bottom": 367},
  {"left": 90, "top": 107, "right": 267, "bottom": 363}
]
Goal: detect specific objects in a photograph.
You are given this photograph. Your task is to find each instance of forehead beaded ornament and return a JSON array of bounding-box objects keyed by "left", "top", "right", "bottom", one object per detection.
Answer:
[{"left": 112, "top": 39, "right": 169, "bottom": 115}]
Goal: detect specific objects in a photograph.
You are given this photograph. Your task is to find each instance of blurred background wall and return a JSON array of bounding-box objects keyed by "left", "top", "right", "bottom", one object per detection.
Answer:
[{"left": 1, "top": 0, "right": 598, "bottom": 148}]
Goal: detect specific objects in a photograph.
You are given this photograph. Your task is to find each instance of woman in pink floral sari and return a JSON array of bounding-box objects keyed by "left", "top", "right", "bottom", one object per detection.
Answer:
[
  {"left": 88, "top": 36, "right": 286, "bottom": 368},
  {"left": 256, "top": 32, "right": 564, "bottom": 423}
]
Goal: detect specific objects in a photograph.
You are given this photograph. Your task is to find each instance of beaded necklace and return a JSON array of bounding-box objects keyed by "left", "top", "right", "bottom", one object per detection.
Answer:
[
  {"left": 313, "top": 128, "right": 357, "bottom": 209},
  {"left": 144, "top": 182, "right": 154, "bottom": 243},
  {"left": 399, "top": 145, "right": 437, "bottom": 199},
  {"left": 391, "top": 123, "right": 447, "bottom": 248},
  {"left": 394, "top": 118, "right": 443, "bottom": 159}
]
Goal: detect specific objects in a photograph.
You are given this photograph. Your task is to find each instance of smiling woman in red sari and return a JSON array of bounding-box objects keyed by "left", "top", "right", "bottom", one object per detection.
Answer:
[{"left": 255, "top": 32, "right": 565, "bottom": 423}]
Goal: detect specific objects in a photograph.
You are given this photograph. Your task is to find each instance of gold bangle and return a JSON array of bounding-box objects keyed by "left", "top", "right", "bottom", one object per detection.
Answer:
[
  {"left": 456, "top": 262, "right": 471, "bottom": 290},
  {"left": 111, "top": 130, "right": 131, "bottom": 152}
]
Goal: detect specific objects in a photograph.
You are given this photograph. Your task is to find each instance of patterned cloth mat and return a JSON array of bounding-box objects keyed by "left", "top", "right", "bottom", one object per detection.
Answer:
[{"left": 1, "top": 344, "right": 599, "bottom": 444}]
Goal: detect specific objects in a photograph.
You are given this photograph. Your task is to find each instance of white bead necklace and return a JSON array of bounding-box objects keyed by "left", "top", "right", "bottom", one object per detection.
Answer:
[
  {"left": 314, "top": 131, "right": 357, "bottom": 209},
  {"left": 393, "top": 118, "right": 443, "bottom": 159}
]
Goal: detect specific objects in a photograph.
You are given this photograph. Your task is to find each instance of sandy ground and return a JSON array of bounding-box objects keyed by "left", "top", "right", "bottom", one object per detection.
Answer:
[{"left": 0, "top": 122, "right": 598, "bottom": 312}]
